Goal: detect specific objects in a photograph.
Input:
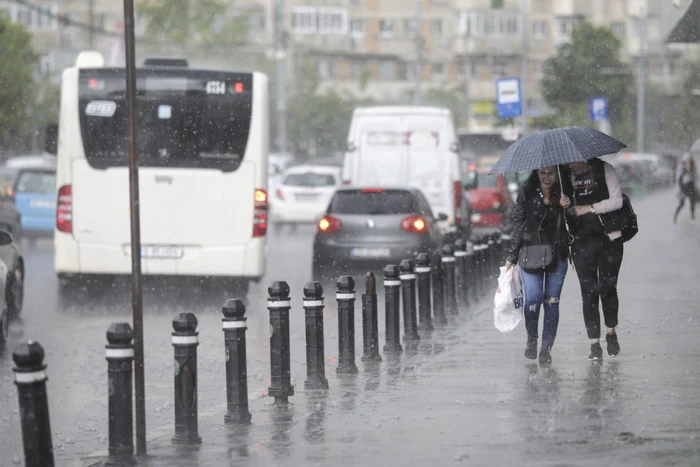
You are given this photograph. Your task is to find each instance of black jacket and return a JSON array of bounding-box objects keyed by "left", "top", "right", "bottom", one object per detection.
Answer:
[{"left": 506, "top": 183, "right": 570, "bottom": 264}]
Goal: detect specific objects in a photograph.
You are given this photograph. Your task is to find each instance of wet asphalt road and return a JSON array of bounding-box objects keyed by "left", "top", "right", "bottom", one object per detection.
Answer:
[{"left": 2, "top": 188, "right": 700, "bottom": 466}]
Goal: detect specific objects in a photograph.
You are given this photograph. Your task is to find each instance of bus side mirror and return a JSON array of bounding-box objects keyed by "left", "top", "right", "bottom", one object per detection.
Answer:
[
  {"left": 346, "top": 141, "right": 356, "bottom": 152},
  {"left": 44, "top": 124, "right": 58, "bottom": 155}
]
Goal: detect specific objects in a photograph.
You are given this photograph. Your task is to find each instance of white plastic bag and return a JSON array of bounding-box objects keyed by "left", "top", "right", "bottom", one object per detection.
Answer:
[{"left": 493, "top": 265, "right": 524, "bottom": 333}]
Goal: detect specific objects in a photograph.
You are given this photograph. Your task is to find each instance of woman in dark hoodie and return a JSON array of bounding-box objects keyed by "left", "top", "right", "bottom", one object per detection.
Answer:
[{"left": 505, "top": 167, "right": 571, "bottom": 365}]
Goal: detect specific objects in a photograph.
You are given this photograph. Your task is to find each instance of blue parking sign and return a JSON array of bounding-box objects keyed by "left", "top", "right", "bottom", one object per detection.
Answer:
[
  {"left": 589, "top": 97, "right": 608, "bottom": 122},
  {"left": 496, "top": 78, "right": 522, "bottom": 119}
]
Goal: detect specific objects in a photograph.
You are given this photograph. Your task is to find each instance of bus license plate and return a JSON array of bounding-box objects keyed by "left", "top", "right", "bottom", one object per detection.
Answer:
[
  {"left": 350, "top": 248, "right": 390, "bottom": 258},
  {"left": 141, "top": 246, "right": 183, "bottom": 259}
]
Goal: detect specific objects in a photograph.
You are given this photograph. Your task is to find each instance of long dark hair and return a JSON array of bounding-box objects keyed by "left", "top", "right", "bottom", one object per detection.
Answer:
[{"left": 520, "top": 169, "right": 563, "bottom": 201}]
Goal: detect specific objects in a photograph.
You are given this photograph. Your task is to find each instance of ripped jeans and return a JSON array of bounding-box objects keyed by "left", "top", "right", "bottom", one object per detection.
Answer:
[{"left": 519, "top": 256, "right": 568, "bottom": 351}]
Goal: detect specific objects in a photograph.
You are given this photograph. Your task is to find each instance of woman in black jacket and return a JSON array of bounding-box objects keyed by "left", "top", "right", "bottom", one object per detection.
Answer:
[{"left": 504, "top": 167, "right": 571, "bottom": 365}]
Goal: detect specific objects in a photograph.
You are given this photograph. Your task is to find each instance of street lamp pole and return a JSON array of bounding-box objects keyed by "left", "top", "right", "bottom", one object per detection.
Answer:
[
  {"left": 274, "top": 0, "right": 288, "bottom": 154},
  {"left": 413, "top": 0, "right": 422, "bottom": 105},
  {"left": 520, "top": 0, "right": 529, "bottom": 136},
  {"left": 636, "top": 6, "right": 646, "bottom": 153}
]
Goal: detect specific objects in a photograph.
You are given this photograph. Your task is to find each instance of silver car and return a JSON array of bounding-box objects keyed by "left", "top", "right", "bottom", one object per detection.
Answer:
[{"left": 312, "top": 187, "right": 446, "bottom": 282}]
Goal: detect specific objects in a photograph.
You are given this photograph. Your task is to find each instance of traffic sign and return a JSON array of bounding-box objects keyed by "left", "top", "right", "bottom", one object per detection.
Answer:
[
  {"left": 589, "top": 97, "right": 608, "bottom": 122},
  {"left": 496, "top": 78, "right": 522, "bottom": 119}
]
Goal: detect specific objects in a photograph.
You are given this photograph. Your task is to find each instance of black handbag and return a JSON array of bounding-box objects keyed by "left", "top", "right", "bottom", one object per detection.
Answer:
[{"left": 518, "top": 209, "right": 561, "bottom": 272}]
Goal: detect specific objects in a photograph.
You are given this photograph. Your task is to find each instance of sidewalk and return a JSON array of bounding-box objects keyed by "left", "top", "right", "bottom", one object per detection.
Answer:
[{"left": 76, "top": 189, "right": 700, "bottom": 467}]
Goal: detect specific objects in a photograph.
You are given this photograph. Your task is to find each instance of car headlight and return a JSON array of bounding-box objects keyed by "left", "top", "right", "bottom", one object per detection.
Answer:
[
  {"left": 492, "top": 201, "right": 501, "bottom": 209},
  {"left": 471, "top": 213, "right": 481, "bottom": 222}
]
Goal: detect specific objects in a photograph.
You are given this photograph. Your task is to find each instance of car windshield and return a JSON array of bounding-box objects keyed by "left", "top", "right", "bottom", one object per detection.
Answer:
[
  {"left": 477, "top": 174, "right": 499, "bottom": 188},
  {"left": 283, "top": 172, "right": 336, "bottom": 187},
  {"left": 328, "top": 190, "right": 416, "bottom": 215},
  {"left": 15, "top": 171, "right": 56, "bottom": 195}
]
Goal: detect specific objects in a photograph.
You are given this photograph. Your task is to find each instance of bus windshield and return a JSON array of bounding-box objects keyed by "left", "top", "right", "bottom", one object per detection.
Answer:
[
  {"left": 78, "top": 68, "right": 253, "bottom": 171},
  {"left": 459, "top": 133, "right": 512, "bottom": 159}
]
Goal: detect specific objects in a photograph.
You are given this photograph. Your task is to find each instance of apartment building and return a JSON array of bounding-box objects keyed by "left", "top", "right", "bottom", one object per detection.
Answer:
[{"left": 242, "top": 0, "right": 698, "bottom": 130}]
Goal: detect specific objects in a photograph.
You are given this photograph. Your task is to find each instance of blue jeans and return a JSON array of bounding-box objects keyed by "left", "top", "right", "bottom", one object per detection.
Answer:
[{"left": 519, "top": 256, "right": 568, "bottom": 350}]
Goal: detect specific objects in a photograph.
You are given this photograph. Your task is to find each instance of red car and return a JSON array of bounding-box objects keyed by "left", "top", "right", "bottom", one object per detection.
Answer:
[{"left": 464, "top": 169, "right": 511, "bottom": 228}]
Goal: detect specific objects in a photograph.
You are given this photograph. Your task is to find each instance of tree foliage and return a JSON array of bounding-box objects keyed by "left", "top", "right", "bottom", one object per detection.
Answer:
[
  {"left": 0, "top": 13, "right": 39, "bottom": 152},
  {"left": 138, "top": 0, "right": 249, "bottom": 49},
  {"left": 540, "top": 22, "right": 633, "bottom": 135}
]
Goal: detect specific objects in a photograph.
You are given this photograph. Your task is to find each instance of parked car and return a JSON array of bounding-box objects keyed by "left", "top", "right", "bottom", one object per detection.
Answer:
[
  {"left": 463, "top": 169, "right": 511, "bottom": 229},
  {"left": 0, "top": 228, "right": 24, "bottom": 345},
  {"left": 0, "top": 168, "right": 18, "bottom": 198},
  {"left": 270, "top": 164, "right": 342, "bottom": 232},
  {"left": 608, "top": 153, "right": 673, "bottom": 187},
  {"left": 312, "top": 187, "right": 445, "bottom": 281},
  {"left": 612, "top": 161, "right": 646, "bottom": 192},
  {"left": 13, "top": 167, "right": 56, "bottom": 240}
]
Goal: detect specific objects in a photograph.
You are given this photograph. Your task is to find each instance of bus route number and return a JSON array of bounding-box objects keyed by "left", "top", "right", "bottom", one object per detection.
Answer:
[{"left": 206, "top": 81, "right": 226, "bottom": 95}]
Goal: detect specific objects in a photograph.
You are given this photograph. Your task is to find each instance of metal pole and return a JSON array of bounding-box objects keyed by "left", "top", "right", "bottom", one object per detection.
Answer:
[
  {"left": 520, "top": 0, "right": 529, "bottom": 136},
  {"left": 89, "top": 0, "right": 95, "bottom": 49},
  {"left": 122, "top": 0, "right": 146, "bottom": 456},
  {"left": 636, "top": 6, "right": 646, "bottom": 153},
  {"left": 274, "top": 0, "right": 288, "bottom": 153},
  {"left": 413, "top": 0, "right": 422, "bottom": 105}
]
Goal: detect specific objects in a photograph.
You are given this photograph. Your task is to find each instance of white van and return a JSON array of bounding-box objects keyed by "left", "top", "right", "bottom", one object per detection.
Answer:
[{"left": 341, "top": 106, "right": 466, "bottom": 238}]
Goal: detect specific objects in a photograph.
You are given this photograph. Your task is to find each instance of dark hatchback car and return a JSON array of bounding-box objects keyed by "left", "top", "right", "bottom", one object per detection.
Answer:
[{"left": 312, "top": 187, "right": 445, "bottom": 281}]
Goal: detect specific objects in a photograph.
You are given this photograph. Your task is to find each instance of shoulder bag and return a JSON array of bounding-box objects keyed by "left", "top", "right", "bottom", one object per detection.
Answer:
[{"left": 518, "top": 208, "right": 562, "bottom": 272}]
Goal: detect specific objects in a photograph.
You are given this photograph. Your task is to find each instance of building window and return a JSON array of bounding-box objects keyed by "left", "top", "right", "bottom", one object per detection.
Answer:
[
  {"left": 350, "top": 18, "right": 365, "bottom": 36},
  {"left": 432, "top": 63, "right": 445, "bottom": 80},
  {"left": 318, "top": 7, "right": 348, "bottom": 34},
  {"left": 379, "top": 60, "right": 397, "bottom": 80},
  {"left": 493, "top": 60, "right": 507, "bottom": 77},
  {"left": 249, "top": 12, "right": 265, "bottom": 32},
  {"left": 291, "top": 7, "right": 317, "bottom": 34},
  {"left": 351, "top": 61, "right": 364, "bottom": 79},
  {"left": 17, "top": 7, "right": 32, "bottom": 27},
  {"left": 558, "top": 18, "right": 579, "bottom": 36},
  {"left": 431, "top": 18, "right": 445, "bottom": 36},
  {"left": 532, "top": 20, "right": 548, "bottom": 38},
  {"left": 404, "top": 18, "right": 416, "bottom": 35},
  {"left": 504, "top": 15, "right": 519, "bottom": 35},
  {"left": 379, "top": 19, "right": 394, "bottom": 38},
  {"left": 318, "top": 59, "right": 334, "bottom": 79},
  {"left": 458, "top": 12, "right": 482, "bottom": 37},
  {"left": 611, "top": 22, "right": 625, "bottom": 38},
  {"left": 483, "top": 14, "right": 496, "bottom": 35}
]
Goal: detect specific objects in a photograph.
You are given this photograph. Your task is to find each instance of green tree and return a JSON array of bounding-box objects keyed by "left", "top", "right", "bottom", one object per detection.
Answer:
[
  {"left": 0, "top": 13, "right": 39, "bottom": 152},
  {"left": 138, "top": 0, "right": 249, "bottom": 50},
  {"left": 540, "top": 21, "right": 633, "bottom": 136}
]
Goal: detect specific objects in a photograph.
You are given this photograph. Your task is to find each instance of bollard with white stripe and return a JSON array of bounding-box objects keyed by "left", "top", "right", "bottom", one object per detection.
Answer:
[
  {"left": 105, "top": 323, "right": 134, "bottom": 467},
  {"left": 268, "top": 281, "right": 295, "bottom": 404},
  {"left": 399, "top": 259, "right": 420, "bottom": 342},
  {"left": 441, "top": 244, "right": 459, "bottom": 317},
  {"left": 303, "top": 282, "right": 329, "bottom": 389},
  {"left": 473, "top": 238, "right": 485, "bottom": 297},
  {"left": 431, "top": 250, "right": 447, "bottom": 326},
  {"left": 172, "top": 312, "right": 202, "bottom": 444},
  {"left": 222, "top": 299, "right": 252, "bottom": 424},
  {"left": 361, "top": 272, "right": 382, "bottom": 362},
  {"left": 336, "top": 275, "right": 358, "bottom": 374},
  {"left": 487, "top": 236, "right": 497, "bottom": 281},
  {"left": 383, "top": 265, "right": 403, "bottom": 354},
  {"left": 454, "top": 239, "right": 470, "bottom": 310},
  {"left": 466, "top": 240, "right": 478, "bottom": 304},
  {"left": 415, "top": 253, "right": 433, "bottom": 332},
  {"left": 13, "top": 340, "right": 54, "bottom": 467}
]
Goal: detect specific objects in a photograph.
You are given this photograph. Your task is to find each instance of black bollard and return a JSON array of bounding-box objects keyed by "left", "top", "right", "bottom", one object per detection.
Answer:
[
  {"left": 399, "top": 259, "right": 420, "bottom": 342},
  {"left": 172, "top": 312, "right": 201, "bottom": 444},
  {"left": 13, "top": 340, "right": 54, "bottom": 467},
  {"left": 268, "top": 281, "right": 294, "bottom": 404},
  {"left": 105, "top": 323, "right": 134, "bottom": 467},
  {"left": 454, "top": 239, "right": 470, "bottom": 310},
  {"left": 415, "top": 253, "right": 434, "bottom": 332},
  {"left": 487, "top": 237, "right": 496, "bottom": 281},
  {"left": 336, "top": 276, "right": 359, "bottom": 374},
  {"left": 431, "top": 250, "right": 447, "bottom": 326},
  {"left": 303, "top": 282, "right": 329, "bottom": 389},
  {"left": 383, "top": 265, "right": 403, "bottom": 354},
  {"left": 474, "top": 238, "right": 485, "bottom": 297},
  {"left": 222, "top": 299, "right": 252, "bottom": 424},
  {"left": 466, "top": 240, "right": 478, "bottom": 304},
  {"left": 361, "top": 272, "right": 382, "bottom": 362},
  {"left": 441, "top": 244, "right": 459, "bottom": 317}
]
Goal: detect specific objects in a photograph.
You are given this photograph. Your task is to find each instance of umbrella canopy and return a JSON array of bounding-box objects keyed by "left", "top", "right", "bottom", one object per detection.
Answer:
[{"left": 489, "top": 126, "right": 627, "bottom": 175}]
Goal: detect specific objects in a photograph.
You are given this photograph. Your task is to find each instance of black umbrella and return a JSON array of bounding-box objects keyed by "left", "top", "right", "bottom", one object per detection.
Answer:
[{"left": 488, "top": 126, "right": 627, "bottom": 175}]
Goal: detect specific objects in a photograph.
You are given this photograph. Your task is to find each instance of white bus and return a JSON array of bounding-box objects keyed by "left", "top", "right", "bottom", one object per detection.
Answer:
[{"left": 46, "top": 52, "right": 269, "bottom": 297}]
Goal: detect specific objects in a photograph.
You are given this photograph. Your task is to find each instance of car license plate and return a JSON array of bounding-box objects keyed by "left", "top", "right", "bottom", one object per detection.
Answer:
[
  {"left": 295, "top": 193, "right": 319, "bottom": 202},
  {"left": 350, "top": 247, "right": 391, "bottom": 258},
  {"left": 29, "top": 200, "right": 54, "bottom": 209},
  {"left": 141, "top": 246, "right": 183, "bottom": 259}
]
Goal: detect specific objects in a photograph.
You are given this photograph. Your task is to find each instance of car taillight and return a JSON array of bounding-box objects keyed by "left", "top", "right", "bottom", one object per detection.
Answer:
[
  {"left": 276, "top": 189, "right": 284, "bottom": 200},
  {"left": 318, "top": 216, "right": 342, "bottom": 233},
  {"left": 453, "top": 181, "right": 462, "bottom": 223},
  {"left": 253, "top": 189, "right": 267, "bottom": 237},
  {"left": 401, "top": 216, "right": 427, "bottom": 233},
  {"left": 57, "top": 184, "right": 72, "bottom": 233},
  {"left": 342, "top": 180, "right": 351, "bottom": 185}
]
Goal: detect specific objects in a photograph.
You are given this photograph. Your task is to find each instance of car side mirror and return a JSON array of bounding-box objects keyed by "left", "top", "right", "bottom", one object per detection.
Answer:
[
  {"left": 508, "top": 182, "right": 518, "bottom": 193},
  {"left": 437, "top": 212, "right": 449, "bottom": 221},
  {"left": 346, "top": 141, "right": 356, "bottom": 152},
  {"left": 44, "top": 123, "right": 58, "bottom": 155},
  {"left": 0, "top": 230, "right": 13, "bottom": 246}
]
